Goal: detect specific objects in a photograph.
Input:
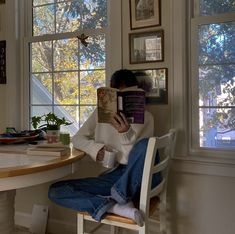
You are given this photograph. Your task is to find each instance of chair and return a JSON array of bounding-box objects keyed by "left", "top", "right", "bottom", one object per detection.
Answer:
[{"left": 77, "top": 129, "right": 177, "bottom": 234}]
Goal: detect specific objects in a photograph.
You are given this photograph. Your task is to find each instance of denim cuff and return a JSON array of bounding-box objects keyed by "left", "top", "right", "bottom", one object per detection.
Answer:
[
  {"left": 92, "top": 198, "right": 115, "bottom": 222},
  {"left": 111, "top": 186, "right": 127, "bottom": 205}
]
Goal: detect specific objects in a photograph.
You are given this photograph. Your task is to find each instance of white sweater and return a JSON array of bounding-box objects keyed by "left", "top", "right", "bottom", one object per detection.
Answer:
[{"left": 72, "top": 109, "right": 154, "bottom": 165}]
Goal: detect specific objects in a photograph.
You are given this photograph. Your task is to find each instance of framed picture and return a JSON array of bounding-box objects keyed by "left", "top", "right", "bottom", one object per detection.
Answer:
[
  {"left": 133, "top": 68, "right": 168, "bottom": 104},
  {"left": 129, "top": 30, "right": 164, "bottom": 64},
  {"left": 130, "top": 0, "right": 161, "bottom": 29}
]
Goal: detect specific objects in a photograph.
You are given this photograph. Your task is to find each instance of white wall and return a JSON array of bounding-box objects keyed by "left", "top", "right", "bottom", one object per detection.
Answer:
[
  {"left": 0, "top": 4, "right": 6, "bottom": 132},
  {"left": 0, "top": 1, "right": 235, "bottom": 234},
  {"left": 168, "top": 165, "right": 235, "bottom": 234},
  {"left": 122, "top": 0, "right": 172, "bottom": 137}
]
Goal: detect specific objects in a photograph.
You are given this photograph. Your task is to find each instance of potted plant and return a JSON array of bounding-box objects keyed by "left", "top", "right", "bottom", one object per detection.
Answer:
[
  {"left": 31, "top": 112, "right": 72, "bottom": 130},
  {"left": 31, "top": 112, "right": 72, "bottom": 143}
]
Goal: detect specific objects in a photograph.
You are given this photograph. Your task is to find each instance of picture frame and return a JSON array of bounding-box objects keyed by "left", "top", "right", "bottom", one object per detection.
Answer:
[
  {"left": 133, "top": 68, "right": 168, "bottom": 104},
  {"left": 129, "top": 30, "right": 164, "bottom": 64},
  {"left": 130, "top": 0, "right": 161, "bottom": 30}
]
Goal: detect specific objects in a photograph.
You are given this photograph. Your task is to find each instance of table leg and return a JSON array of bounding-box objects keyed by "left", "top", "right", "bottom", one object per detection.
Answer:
[{"left": 0, "top": 190, "right": 16, "bottom": 234}]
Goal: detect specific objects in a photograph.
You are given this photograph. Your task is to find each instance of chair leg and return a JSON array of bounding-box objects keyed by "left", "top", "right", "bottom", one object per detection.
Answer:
[
  {"left": 138, "top": 223, "right": 146, "bottom": 234},
  {"left": 77, "top": 213, "right": 84, "bottom": 234}
]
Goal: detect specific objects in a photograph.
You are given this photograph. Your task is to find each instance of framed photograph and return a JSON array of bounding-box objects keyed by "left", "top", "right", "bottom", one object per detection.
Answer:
[
  {"left": 133, "top": 68, "right": 168, "bottom": 104},
  {"left": 130, "top": 0, "right": 161, "bottom": 29},
  {"left": 129, "top": 30, "right": 164, "bottom": 64}
]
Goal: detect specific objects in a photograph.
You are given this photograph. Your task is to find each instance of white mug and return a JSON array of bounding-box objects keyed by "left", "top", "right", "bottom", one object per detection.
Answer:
[{"left": 102, "top": 149, "right": 117, "bottom": 168}]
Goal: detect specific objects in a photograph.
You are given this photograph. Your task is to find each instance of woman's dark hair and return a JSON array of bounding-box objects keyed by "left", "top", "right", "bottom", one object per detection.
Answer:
[{"left": 110, "top": 69, "right": 138, "bottom": 89}]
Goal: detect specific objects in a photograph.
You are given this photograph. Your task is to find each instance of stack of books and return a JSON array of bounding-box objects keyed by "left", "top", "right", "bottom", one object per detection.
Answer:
[{"left": 27, "top": 143, "right": 70, "bottom": 156}]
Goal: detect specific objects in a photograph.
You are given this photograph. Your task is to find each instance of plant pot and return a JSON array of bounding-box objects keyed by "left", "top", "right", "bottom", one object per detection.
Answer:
[{"left": 46, "top": 125, "right": 60, "bottom": 143}]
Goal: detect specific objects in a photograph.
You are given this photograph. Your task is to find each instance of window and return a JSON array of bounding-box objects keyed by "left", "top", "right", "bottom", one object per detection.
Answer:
[
  {"left": 191, "top": 0, "right": 235, "bottom": 152},
  {"left": 26, "top": 0, "right": 108, "bottom": 135}
]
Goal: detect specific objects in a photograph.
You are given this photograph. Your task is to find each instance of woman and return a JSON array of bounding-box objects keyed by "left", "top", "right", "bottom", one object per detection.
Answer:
[{"left": 48, "top": 69, "right": 158, "bottom": 226}]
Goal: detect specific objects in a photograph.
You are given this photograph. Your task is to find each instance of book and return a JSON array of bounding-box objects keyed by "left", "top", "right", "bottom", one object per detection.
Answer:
[
  {"left": 97, "top": 86, "right": 145, "bottom": 124},
  {"left": 27, "top": 146, "right": 70, "bottom": 156}
]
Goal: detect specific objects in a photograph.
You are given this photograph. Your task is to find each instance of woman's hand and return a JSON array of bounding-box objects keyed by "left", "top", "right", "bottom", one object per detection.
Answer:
[
  {"left": 110, "top": 112, "right": 130, "bottom": 133},
  {"left": 96, "top": 147, "right": 105, "bottom": 161}
]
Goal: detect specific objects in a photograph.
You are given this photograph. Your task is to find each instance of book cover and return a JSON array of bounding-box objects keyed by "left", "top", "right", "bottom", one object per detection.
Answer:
[
  {"left": 97, "top": 87, "right": 145, "bottom": 124},
  {"left": 27, "top": 146, "right": 70, "bottom": 156}
]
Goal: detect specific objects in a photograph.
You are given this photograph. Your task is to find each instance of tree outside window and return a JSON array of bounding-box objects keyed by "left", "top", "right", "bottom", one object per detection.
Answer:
[
  {"left": 192, "top": 0, "right": 235, "bottom": 149},
  {"left": 29, "top": 0, "right": 107, "bottom": 135}
]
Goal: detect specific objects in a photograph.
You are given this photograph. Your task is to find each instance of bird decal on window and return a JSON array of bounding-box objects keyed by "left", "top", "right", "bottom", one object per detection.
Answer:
[{"left": 77, "top": 33, "right": 89, "bottom": 47}]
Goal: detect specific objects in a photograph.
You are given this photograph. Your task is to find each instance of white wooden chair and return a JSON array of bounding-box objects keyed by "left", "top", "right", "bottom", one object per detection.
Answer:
[{"left": 77, "top": 129, "right": 177, "bottom": 234}]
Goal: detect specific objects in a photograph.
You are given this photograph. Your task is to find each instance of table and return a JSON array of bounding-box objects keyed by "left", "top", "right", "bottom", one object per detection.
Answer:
[{"left": 0, "top": 144, "right": 85, "bottom": 234}]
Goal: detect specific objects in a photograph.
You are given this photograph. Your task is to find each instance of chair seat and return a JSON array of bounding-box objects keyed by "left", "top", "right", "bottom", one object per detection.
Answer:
[{"left": 78, "top": 196, "right": 160, "bottom": 225}]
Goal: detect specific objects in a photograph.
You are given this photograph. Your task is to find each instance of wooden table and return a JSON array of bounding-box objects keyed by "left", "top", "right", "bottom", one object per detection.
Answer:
[{"left": 0, "top": 143, "right": 85, "bottom": 234}]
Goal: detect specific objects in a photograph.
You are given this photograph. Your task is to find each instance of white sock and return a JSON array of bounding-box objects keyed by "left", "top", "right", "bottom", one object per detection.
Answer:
[{"left": 108, "top": 202, "right": 144, "bottom": 226}]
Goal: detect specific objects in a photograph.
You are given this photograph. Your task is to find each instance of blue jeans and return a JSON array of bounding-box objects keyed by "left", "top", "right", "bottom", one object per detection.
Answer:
[{"left": 48, "top": 138, "right": 161, "bottom": 221}]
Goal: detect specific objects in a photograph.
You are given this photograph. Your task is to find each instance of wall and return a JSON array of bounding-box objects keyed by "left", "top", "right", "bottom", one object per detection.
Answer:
[
  {"left": 0, "top": 0, "right": 21, "bottom": 132},
  {"left": 122, "top": 0, "right": 172, "bottom": 137},
  {"left": 0, "top": 4, "right": 6, "bottom": 132},
  {"left": 0, "top": 1, "right": 235, "bottom": 234}
]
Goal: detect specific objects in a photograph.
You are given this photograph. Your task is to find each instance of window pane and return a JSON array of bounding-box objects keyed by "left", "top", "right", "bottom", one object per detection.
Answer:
[
  {"left": 80, "top": 34, "right": 105, "bottom": 70},
  {"left": 198, "top": 22, "right": 235, "bottom": 65},
  {"left": 51, "top": 0, "right": 107, "bottom": 34},
  {"left": 56, "top": 2, "right": 81, "bottom": 33},
  {"left": 54, "top": 72, "right": 78, "bottom": 105},
  {"left": 200, "top": 0, "right": 235, "bottom": 16},
  {"left": 31, "top": 73, "right": 52, "bottom": 104},
  {"left": 199, "top": 65, "right": 235, "bottom": 106},
  {"left": 30, "top": 106, "right": 53, "bottom": 127},
  {"left": 54, "top": 106, "right": 79, "bottom": 135},
  {"left": 54, "top": 38, "right": 78, "bottom": 71},
  {"left": 200, "top": 107, "right": 235, "bottom": 148},
  {"left": 33, "top": 4, "right": 55, "bottom": 36},
  {"left": 80, "top": 106, "right": 96, "bottom": 126},
  {"left": 80, "top": 70, "right": 105, "bottom": 104},
  {"left": 31, "top": 41, "right": 53, "bottom": 72},
  {"left": 70, "top": 0, "right": 107, "bottom": 30}
]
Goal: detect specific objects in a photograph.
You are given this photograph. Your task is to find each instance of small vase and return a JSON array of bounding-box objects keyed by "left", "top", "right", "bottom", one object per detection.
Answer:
[{"left": 46, "top": 125, "right": 60, "bottom": 143}]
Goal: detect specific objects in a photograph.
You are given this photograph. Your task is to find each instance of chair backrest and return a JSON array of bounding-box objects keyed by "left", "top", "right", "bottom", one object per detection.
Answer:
[{"left": 139, "top": 129, "right": 177, "bottom": 218}]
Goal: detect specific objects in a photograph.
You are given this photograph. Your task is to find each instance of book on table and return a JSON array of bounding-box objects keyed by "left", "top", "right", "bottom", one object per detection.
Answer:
[
  {"left": 97, "top": 86, "right": 145, "bottom": 124},
  {"left": 27, "top": 144, "right": 70, "bottom": 156}
]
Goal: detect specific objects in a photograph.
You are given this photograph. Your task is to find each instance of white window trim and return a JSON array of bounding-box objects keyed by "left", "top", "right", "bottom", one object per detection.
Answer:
[
  {"left": 190, "top": 9, "right": 235, "bottom": 158},
  {"left": 171, "top": 0, "right": 235, "bottom": 166}
]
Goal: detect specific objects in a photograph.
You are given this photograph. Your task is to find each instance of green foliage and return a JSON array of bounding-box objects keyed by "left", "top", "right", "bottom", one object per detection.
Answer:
[
  {"left": 31, "top": 112, "right": 72, "bottom": 130},
  {"left": 198, "top": 21, "right": 235, "bottom": 131}
]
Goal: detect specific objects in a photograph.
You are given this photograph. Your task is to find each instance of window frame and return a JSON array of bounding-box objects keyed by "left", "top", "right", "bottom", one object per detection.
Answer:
[
  {"left": 190, "top": 1, "right": 235, "bottom": 158},
  {"left": 20, "top": 0, "right": 122, "bottom": 131}
]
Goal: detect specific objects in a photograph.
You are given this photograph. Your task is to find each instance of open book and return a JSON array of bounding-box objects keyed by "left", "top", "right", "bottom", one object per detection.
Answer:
[{"left": 97, "top": 86, "right": 145, "bottom": 124}]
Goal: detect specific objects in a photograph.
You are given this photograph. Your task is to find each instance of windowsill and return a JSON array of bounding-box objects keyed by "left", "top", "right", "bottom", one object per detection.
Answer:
[{"left": 172, "top": 154, "right": 235, "bottom": 177}]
